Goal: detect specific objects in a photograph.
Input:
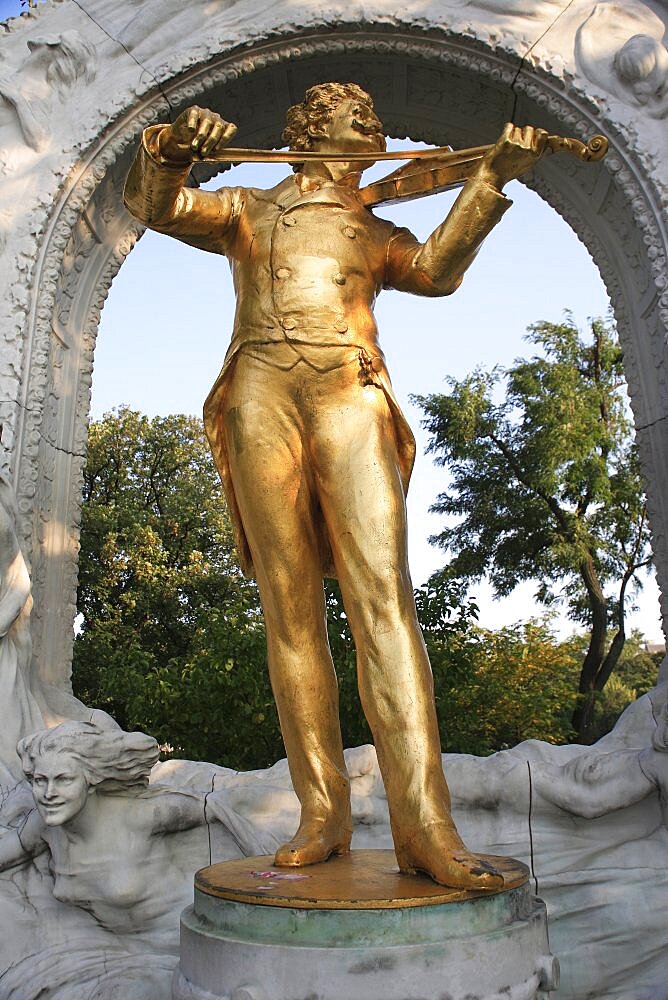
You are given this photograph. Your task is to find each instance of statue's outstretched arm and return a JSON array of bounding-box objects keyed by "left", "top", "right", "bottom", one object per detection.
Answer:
[
  {"left": 123, "top": 106, "right": 242, "bottom": 252},
  {"left": 531, "top": 748, "right": 655, "bottom": 819},
  {"left": 149, "top": 789, "right": 209, "bottom": 835},
  {"left": 386, "top": 124, "right": 548, "bottom": 297}
]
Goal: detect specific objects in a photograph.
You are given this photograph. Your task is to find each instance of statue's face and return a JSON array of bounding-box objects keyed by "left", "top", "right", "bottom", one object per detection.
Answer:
[
  {"left": 318, "top": 97, "right": 385, "bottom": 157},
  {"left": 30, "top": 751, "right": 91, "bottom": 826}
]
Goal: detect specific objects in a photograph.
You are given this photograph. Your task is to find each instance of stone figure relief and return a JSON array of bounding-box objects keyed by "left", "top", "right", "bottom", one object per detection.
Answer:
[
  {"left": 531, "top": 695, "right": 668, "bottom": 823},
  {"left": 1, "top": 690, "right": 667, "bottom": 997},
  {"left": 613, "top": 34, "right": 668, "bottom": 118},
  {"left": 0, "top": 722, "right": 222, "bottom": 935},
  {"left": 0, "top": 723, "right": 242, "bottom": 999},
  {"left": 0, "top": 30, "right": 96, "bottom": 154},
  {"left": 575, "top": 1, "right": 668, "bottom": 117}
]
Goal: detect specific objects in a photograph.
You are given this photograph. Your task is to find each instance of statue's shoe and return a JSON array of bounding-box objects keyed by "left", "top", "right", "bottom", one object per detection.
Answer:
[
  {"left": 394, "top": 822, "right": 504, "bottom": 891},
  {"left": 274, "top": 819, "right": 352, "bottom": 867}
]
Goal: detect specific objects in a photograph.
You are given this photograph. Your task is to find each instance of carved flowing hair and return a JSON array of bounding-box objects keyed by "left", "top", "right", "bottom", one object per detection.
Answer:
[
  {"left": 18, "top": 722, "right": 159, "bottom": 792},
  {"left": 27, "top": 30, "right": 97, "bottom": 95},
  {"left": 282, "top": 81, "right": 375, "bottom": 168}
]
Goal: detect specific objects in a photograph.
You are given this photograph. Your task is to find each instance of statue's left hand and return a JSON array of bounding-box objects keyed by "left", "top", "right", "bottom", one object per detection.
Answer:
[{"left": 478, "top": 123, "right": 549, "bottom": 190}]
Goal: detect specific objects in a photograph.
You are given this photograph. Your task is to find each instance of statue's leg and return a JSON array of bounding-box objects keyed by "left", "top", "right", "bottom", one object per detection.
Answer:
[
  {"left": 308, "top": 363, "right": 502, "bottom": 890},
  {"left": 221, "top": 354, "right": 352, "bottom": 866}
]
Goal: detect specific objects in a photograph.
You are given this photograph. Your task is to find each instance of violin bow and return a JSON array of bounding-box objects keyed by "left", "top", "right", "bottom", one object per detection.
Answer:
[{"left": 195, "top": 132, "right": 608, "bottom": 207}]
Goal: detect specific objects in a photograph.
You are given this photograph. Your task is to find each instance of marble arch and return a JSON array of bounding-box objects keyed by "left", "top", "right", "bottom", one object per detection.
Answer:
[{"left": 0, "top": 0, "right": 666, "bottom": 692}]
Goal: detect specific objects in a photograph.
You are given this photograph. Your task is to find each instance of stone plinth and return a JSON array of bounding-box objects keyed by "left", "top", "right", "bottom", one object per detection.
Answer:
[{"left": 172, "top": 850, "right": 559, "bottom": 1000}]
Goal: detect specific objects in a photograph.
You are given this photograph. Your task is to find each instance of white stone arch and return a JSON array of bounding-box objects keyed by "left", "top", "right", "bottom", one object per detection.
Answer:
[{"left": 0, "top": 0, "right": 666, "bottom": 691}]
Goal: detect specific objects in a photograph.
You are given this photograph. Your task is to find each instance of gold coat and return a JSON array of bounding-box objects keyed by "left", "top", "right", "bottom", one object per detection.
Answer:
[{"left": 124, "top": 126, "right": 510, "bottom": 578}]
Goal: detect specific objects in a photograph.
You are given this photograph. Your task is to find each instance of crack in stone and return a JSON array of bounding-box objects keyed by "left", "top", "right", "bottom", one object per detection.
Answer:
[
  {"left": 47, "top": 442, "right": 87, "bottom": 459},
  {"left": 71, "top": 0, "right": 177, "bottom": 121},
  {"left": 510, "top": 0, "right": 578, "bottom": 120},
  {"left": 4, "top": 400, "right": 86, "bottom": 460},
  {"left": 205, "top": 774, "right": 216, "bottom": 867},
  {"left": 636, "top": 412, "right": 668, "bottom": 432},
  {"left": 6, "top": 396, "right": 31, "bottom": 415}
]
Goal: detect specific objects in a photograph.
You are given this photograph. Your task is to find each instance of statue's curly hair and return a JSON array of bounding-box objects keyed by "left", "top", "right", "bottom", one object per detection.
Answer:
[
  {"left": 18, "top": 722, "right": 159, "bottom": 792},
  {"left": 282, "top": 82, "right": 375, "bottom": 169}
]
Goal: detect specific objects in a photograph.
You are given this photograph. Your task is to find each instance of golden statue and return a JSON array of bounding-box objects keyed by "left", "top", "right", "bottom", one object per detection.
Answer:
[{"left": 124, "top": 83, "right": 603, "bottom": 891}]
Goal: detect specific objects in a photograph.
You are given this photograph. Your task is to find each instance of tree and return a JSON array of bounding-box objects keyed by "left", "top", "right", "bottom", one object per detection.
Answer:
[
  {"left": 415, "top": 577, "right": 578, "bottom": 752},
  {"left": 72, "top": 407, "right": 279, "bottom": 768},
  {"left": 416, "top": 317, "right": 653, "bottom": 742},
  {"left": 568, "top": 628, "right": 664, "bottom": 742}
]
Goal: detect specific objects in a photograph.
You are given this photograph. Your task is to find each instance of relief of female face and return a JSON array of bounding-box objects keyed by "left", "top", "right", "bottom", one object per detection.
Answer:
[{"left": 30, "top": 751, "right": 92, "bottom": 826}]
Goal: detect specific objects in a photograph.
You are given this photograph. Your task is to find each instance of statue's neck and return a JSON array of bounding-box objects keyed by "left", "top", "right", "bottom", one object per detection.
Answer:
[{"left": 300, "top": 159, "right": 362, "bottom": 186}]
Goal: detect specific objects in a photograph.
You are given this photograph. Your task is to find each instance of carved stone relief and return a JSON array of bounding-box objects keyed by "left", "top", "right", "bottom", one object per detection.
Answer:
[
  {"left": 1, "top": 686, "right": 667, "bottom": 997},
  {"left": 0, "top": 28, "right": 96, "bottom": 154},
  {"left": 576, "top": 1, "right": 668, "bottom": 117}
]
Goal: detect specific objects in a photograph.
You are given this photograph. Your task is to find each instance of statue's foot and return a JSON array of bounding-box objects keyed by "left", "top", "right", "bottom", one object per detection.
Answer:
[
  {"left": 394, "top": 822, "right": 504, "bottom": 891},
  {"left": 274, "top": 818, "right": 352, "bottom": 867}
]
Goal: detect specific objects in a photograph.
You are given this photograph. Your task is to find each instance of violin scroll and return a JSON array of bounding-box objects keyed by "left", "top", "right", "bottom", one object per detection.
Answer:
[{"left": 546, "top": 133, "right": 609, "bottom": 161}]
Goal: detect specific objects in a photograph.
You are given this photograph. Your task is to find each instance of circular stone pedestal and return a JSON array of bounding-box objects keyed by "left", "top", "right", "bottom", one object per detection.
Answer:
[{"left": 172, "top": 850, "right": 559, "bottom": 1000}]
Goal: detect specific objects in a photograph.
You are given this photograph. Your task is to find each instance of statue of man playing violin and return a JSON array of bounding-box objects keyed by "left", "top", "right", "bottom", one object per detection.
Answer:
[{"left": 124, "top": 82, "right": 548, "bottom": 890}]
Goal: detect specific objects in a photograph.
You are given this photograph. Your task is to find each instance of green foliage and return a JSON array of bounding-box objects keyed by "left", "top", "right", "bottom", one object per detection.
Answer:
[
  {"left": 416, "top": 317, "right": 653, "bottom": 740},
  {"left": 613, "top": 632, "right": 664, "bottom": 697},
  {"left": 586, "top": 674, "right": 639, "bottom": 744},
  {"left": 579, "top": 630, "right": 664, "bottom": 741},
  {"left": 72, "top": 407, "right": 279, "bottom": 769},
  {"left": 416, "top": 575, "right": 578, "bottom": 753}
]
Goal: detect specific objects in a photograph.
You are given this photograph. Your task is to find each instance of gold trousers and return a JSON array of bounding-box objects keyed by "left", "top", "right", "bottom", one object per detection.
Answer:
[{"left": 221, "top": 349, "right": 455, "bottom": 846}]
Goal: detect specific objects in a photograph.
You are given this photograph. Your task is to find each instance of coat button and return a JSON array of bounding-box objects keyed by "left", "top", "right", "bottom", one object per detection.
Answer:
[
  {"left": 282, "top": 215, "right": 297, "bottom": 226},
  {"left": 343, "top": 226, "right": 356, "bottom": 238},
  {"left": 336, "top": 320, "right": 348, "bottom": 334},
  {"left": 281, "top": 318, "right": 297, "bottom": 330},
  {"left": 334, "top": 273, "right": 346, "bottom": 285},
  {"left": 275, "top": 268, "right": 290, "bottom": 279}
]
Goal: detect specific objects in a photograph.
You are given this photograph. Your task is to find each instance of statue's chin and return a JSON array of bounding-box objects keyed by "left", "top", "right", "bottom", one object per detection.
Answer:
[{"left": 38, "top": 805, "right": 70, "bottom": 826}]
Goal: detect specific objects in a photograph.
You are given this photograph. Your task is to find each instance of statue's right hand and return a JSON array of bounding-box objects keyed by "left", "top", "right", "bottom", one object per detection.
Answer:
[{"left": 159, "top": 106, "right": 238, "bottom": 162}]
